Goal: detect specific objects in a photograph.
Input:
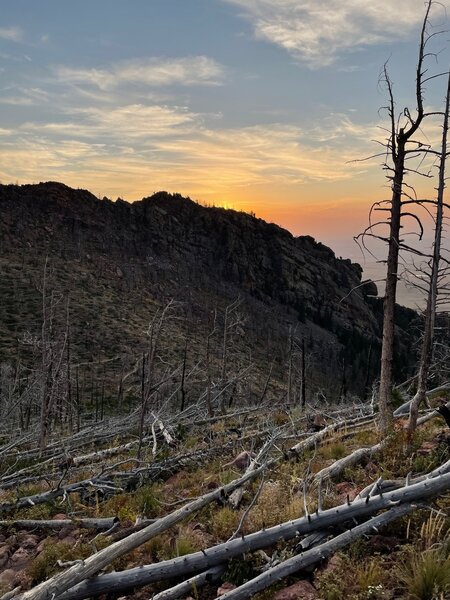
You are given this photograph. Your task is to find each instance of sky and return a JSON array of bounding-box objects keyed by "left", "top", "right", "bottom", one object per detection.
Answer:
[{"left": 1, "top": 0, "right": 449, "bottom": 307}]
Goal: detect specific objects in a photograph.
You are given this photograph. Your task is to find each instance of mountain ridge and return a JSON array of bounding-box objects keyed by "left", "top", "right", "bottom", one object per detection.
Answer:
[{"left": 0, "top": 181, "right": 418, "bottom": 403}]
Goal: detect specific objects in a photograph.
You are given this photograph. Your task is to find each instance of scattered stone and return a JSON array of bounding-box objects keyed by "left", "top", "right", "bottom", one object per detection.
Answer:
[
  {"left": 5, "top": 534, "right": 18, "bottom": 548},
  {"left": 57, "top": 529, "right": 74, "bottom": 541},
  {"left": 21, "top": 534, "right": 39, "bottom": 550},
  {"left": 273, "top": 580, "right": 320, "bottom": 600},
  {"left": 53, "top": 513, "right": 67, "bottom": 520},
  {"left": 335, "top": 482, "right": 358, "bottom": 503},
  {"left": 317, "top": 553, "right": 342, "bottom": 575},
  {"left": 0, "top": 544, "right": 10, "bottom": 568},
  {"left": 217, "top": 582, "right": 237, "bottom": 596},
  {"left": 0, "top": 569, "right": 17, "bottom": 588},
  {"left": 10, "top": 547, "right": 30, "bottom": 569}
]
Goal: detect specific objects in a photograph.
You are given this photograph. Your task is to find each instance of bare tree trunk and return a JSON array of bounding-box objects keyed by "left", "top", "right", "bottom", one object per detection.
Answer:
[
  {"left": 286, "top": 326, "right": 293, "bottom": 406},
  {"left": 407, "top": 71, "right": 450, "bottom": 445},
  {"left": 300, "top": 338, "right": 306, "bottom": 409},
  {"left": 377, "top": 1, "right": 431, "bottom": 433},
  {"left": 205, "top": 310, "right": 217, "bottom": 418},
  {"left": 179, "top": 332, "right": 189, "bottom": 413},
  {"left": 378, "top": 143, "right": 403, "bottom": 433}
]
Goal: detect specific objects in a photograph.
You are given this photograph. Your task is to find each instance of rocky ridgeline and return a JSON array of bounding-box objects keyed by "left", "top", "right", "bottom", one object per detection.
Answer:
[{"left": 0, "top": 182, "right": 418, "bottom": 397}]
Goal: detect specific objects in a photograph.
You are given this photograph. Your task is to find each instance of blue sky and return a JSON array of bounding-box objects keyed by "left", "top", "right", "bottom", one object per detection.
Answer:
[{"left": 1, "top": 0, "right": 449, "bottom": 306}]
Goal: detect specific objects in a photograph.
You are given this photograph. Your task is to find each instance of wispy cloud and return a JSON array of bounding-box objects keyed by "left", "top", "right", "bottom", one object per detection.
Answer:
[
  {"left": 0, "top": 95, "right": 35, "bottom": 106},
  {"left": 157, "top": 124, "right": 363, "bottom": 187},
  {"left": 53, "top": 56, "right": 224, "bottom": 89},
  {"left": 224, "top": 0, "right": 429, "bottom": 67},
  {"left": 22, "top": 103, "right": 200, "bottom": 140},
  {"left": 1, "top": 111, "right": 373, "bottom": 200},
  {"left": 0, "top": 26, "right": 24, "bottom": 43}
]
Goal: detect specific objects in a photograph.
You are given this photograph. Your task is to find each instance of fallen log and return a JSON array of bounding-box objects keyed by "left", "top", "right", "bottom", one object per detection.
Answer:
[
  {"left": 357, "top": 457, "right": 450, "bottom": 498},
  {"left": 227, "top": 438, "right": 275, "bottom": 509},
  {"left": 52, "top": 466, "right": 450, "bottom": 600},
  {"left": 152, "top": 565, "right": 225, "bottom": 600},
  {"left": 218, "top": 503, "right": 414, "bottom": 600},
  {"left": 0, "top": 477, "right": 121, "bottom": 517},
  {"left": 313, "top": 440, "right": 386, "bottom": 482},
  {"left": 13, "top": 462, "right": 270, "bottom": 600},
  {"left": 0, "top": 517, "right": 119, "bottom": 531},
  {"left": 289, "top": 415, "right": 374, "bottom": 456}
]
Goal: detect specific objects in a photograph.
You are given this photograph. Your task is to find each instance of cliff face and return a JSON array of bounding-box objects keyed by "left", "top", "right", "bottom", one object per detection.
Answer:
[{"left": 0, "top": 182, "right": 418, "bottom": 400}]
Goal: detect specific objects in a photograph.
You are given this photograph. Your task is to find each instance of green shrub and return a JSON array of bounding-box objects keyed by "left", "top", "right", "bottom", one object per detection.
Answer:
[{"left": 398, "top": 548, "right": 450, "bottom": 600}]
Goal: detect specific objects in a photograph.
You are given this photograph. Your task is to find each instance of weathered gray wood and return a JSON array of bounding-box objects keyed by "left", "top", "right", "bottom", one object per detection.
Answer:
[
  {"left": 54, "top": 467, "right": 450, "bottom": 600},
  {"left": 227, "top": 439, "right": 274, "bottom": 509},
  {"left": 289, "top": 415, "right": 374, "bottom": 456},
  {"left": 152, "top": 565, "right": 225, "bottom": 600},
  {"left": 14, "top": 462, "right": 269, "bottom": 600},
  {"left": 393, "top": 391, "right": 450, "bottom": 417},
  {"left": 313, "top": 441, "right": 385, "bottom": 482},
  {"left": 0, "top": 477, "right": 120, "bottom": 516},
  {"left": 218, "top": 504, "right": 414, "bottom": 600},
  {"left": 0, "top": 517, "right": 119, "bottom": 531},
  {"left": 358, "top": 458, "right": 450, "bottom": 498}
]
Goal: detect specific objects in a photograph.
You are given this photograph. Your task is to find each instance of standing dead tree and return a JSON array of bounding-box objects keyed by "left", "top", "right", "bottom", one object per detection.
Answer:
[
  {"left": 407, "top": 71, "right": 450, "bottom": 445},
  {"left": 38, "top": 260, "right": 71, "bottom": 451},
  {"left": 219, "top": 297, "right": 245, "bottom": 413},
  {"left": 137, "top": 300, "right": 175, "bottom": 459},
  {"left": 356, "top": 0, "right": 442, "bottom": 433}
]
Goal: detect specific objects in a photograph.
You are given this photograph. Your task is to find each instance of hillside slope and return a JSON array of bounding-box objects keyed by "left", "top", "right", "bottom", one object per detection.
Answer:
[{"left": 0, "top": 182, "right": 418, "bottom": 405}]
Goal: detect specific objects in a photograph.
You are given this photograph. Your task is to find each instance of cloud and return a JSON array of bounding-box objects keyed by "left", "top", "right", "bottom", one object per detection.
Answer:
[
  {"left": 2, "top": 111, "right": 372, "bottom": 203},
  {"left": 0, "top": 96, "right": 35, "bottom": 106},
  {"left": 0, "top": 26, "right": 24, "bottom": 43},
  {"left": 22, "top": 103, "right": 200, "bottom": 140},
  {"left": 53, "top": 56, "right": 224, "bottom": 89},
  {"left": 157, "top": 124, "right": 362, "bottom": 188},
  {"left": 223, "top": 0, "right": 430, "bottom": 67}
]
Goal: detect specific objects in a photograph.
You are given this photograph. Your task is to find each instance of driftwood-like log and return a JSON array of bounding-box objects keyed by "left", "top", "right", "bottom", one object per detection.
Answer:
[
  {"left": 218, "top": 504, "right": 414, "bottom": 600},
  {"left": 54, "top": 467, "right": 450, "bottom": 600},
  {"left": 152, "top": 565, "right": 225, "bottom": 600},
  {"left": 0, "top": 517, "right": 119, "bottom": 531},
  {"left": 357, "top": 458, "right": 450, "bottom": 499},
  {"left": 289, "top": 415, "right": 374, "bottom": 456},
  {"left": 0, "top": 477, "right": 120, "bottom": 517},
  {"left": 313, "top": 440, "right": 385, "bottom": 482},
  {"left": 14, "top": 463, "right": 269, "bottom": 600},
  {"left": 394, "top": 390, "right": 450, "bottom": 417}
]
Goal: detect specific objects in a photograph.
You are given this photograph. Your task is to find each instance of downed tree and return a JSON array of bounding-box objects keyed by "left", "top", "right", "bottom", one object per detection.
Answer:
[
  {"left": 0, "top": 476, "right": 122, "bottom": 516},
  {"left": 289, "top": 414, "right": 374, "bottom": 457},
  {"left": 0, "top": 517, "right": 119, "bottom": 531},
  {"left": 357, "top": 457, "right": 450, "bottom": 498},
  {"left": 152, "top": 566, "right": 225, "bottom": 600},
  {"left": 218, "top": 503, "right": 414, "bottom": 600},
  {"left": 12, "top": 462, "right": 270, "bottom": 600},
  {"left": 313, "top": 440, "right": 386, "bottom": 482},
  {"left": 48, "top": 465, "right": 450, "bottom": 600}
]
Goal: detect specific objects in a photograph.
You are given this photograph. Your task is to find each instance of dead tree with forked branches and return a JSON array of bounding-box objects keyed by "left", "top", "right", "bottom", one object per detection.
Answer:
[
  {"left": 356, "top": 0, "right": 446, "bottom": 434},
  {"left": 406, "top": 70, "right": 450, "bottom": 446}
]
